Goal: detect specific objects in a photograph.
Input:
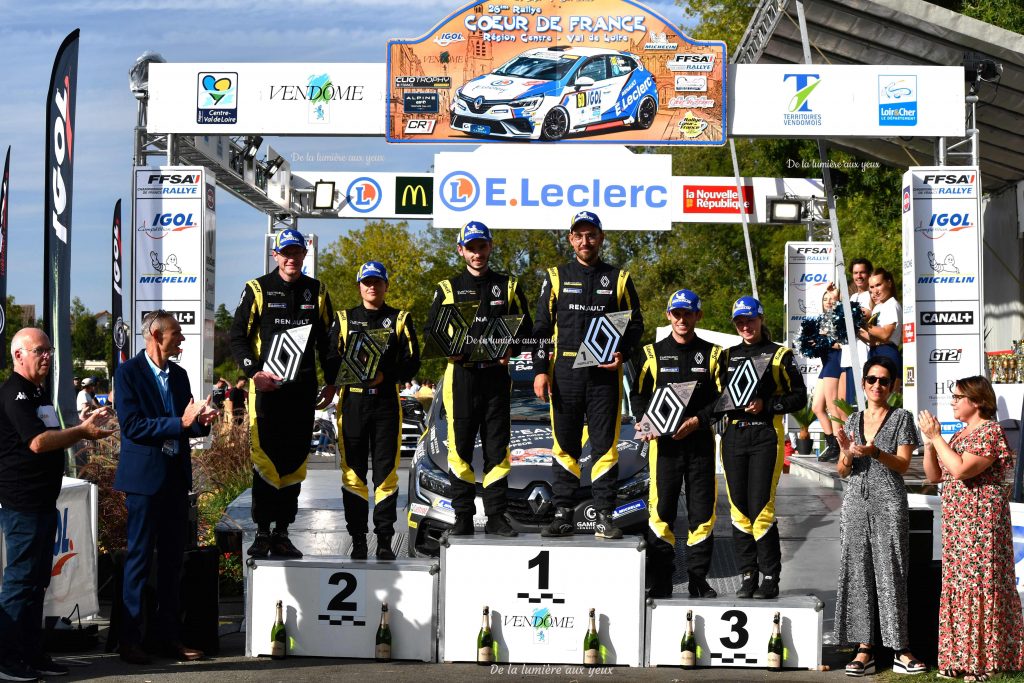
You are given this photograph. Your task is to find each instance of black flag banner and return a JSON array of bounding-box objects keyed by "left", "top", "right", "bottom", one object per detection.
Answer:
[
  {"left": 111, "top": 199, "right": 128, "bottom": 371},
  {"left": 0, "top": 146, "right": 9, "bottom": 370},
  {"left": 44, "top": 29, "right": 79, "bottom": 426}
]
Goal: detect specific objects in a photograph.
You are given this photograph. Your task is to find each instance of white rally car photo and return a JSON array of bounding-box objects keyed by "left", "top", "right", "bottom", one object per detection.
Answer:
[{"left": 449, "top": 46, "right": 658, "bottom": 141}]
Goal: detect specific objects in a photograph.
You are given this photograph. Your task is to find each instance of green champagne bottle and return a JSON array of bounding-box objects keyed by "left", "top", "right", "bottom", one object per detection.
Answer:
[
  {"left": 583, "top": 608, "right": 601, "bottom": 667},
  {"left": 767, "top": 611, "right": 783, "bottom": 672},
  {"left": 680, "top": 609, "right": 697, "bottom": 669},
  {"left": 375, "top": 601, "right": 392, "bottom": 662},
  {"left": 270, "top": 600, "right": 287, "bottom": 660},
  {"left": 477, "top": 606, "right": 494, "bottom": 665}
]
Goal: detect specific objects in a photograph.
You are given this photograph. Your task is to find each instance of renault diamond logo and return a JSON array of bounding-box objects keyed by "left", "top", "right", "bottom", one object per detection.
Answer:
[
  {"left": 473, "top": 96, "right": 485, "bottom": 112},
  {"left": 527, "top": 486, "right": 552, "bottom": 515}
]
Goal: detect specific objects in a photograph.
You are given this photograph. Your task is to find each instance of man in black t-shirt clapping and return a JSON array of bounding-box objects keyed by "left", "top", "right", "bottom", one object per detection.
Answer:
[{"left": 0, "top": 328, "right": 113, "bottom": 681}]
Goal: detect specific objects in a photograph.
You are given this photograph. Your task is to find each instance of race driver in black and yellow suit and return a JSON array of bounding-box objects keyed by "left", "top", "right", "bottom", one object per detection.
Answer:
[
  {"left": 336, "top": 261, "right": 420, "bottom": 561},
  {"left": 424, "top": 221, "right": 532, "bottom": 537},
  {"left": 533, "top": 210, "right": 643, "bottom": 540},
  {"left": 230, "top": 229, "right": 339, "bottom": 559},
  {"left": 717, "top": 296, "right": 806, "bottom": 600},
  {"left": 631, "top": 289, "right": 723, "bottom": 599}
]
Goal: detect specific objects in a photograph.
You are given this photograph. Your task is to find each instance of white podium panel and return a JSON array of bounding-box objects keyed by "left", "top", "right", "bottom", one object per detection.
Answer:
[
  {"left": 441, "top": 535, "right": 645, "bottom": 666},
  {"left": 645, "top": 595, "right": 823, "bottom": 669},
  {"left": 247, "top": 557, "right": 438, "bottom": 661}
]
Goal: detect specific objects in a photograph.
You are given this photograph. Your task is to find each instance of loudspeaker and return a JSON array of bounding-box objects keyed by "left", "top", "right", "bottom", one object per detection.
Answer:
[
  {"left": 906, "top": 507, "right": 940, "bottom": 665},
  {"left": 105, "top": 546, "right": 220, "bottom": 655}
]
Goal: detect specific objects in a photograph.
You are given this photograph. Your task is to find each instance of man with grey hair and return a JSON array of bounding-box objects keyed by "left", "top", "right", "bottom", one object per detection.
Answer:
[
  {"left": 113, "top": 310, "right": 217, "bottom": 664},
  {"left": 0, "top": 328, "right": 113, "bottom": 681}
]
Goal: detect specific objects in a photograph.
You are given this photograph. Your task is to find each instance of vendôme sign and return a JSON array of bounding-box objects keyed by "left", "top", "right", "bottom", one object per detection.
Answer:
[{"left": 387, "top": 0, "right": 726, "bottom": 145}]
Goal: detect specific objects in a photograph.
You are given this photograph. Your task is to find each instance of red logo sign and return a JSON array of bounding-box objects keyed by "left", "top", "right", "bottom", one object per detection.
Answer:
[
  {"left": 902, "top": 322, "right": 915, "bottom": 343},
  {"left": 682, "top": 185, "right": 754, "bottom": 214}
]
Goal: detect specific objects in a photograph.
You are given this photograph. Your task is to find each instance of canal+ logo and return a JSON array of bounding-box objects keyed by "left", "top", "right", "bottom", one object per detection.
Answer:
[
  {"left": 345, "top": 177, "right": 382, "bottom": 214},
  {"left": 439, "top": 171, "right": 481, "bottom": 212}
]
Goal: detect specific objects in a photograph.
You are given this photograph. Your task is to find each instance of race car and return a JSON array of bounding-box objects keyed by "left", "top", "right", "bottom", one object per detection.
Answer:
[
  {"left": 406, "top": 353, "right": 650, "bottom": 557},
  {"left": 449, "top": 46, "right": 658, "bottom": 141}
]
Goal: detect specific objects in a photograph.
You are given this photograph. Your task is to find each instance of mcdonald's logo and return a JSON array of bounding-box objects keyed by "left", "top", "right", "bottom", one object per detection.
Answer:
[{"left": 395, "top": 176, "right": 433, "bottom": 215}]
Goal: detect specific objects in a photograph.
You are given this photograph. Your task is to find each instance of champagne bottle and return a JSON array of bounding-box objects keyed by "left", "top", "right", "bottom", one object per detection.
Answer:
[
  {"left": 680, "top": 609, "right": 696, "bottom": 669},
  {"left": 767, "top": 611, "right": 783, "bottom": 672},
  {"left": 477, "top": 606, "right": 494, "bottom": 665},
  {"left": 375, "top": 601, "right": 392, "bottom": 662},
  {"left": 270, "top": 600, "right": 287, "bottom": 660},
  {"left": 583, "top": 608, "right": 601, "bottom": 667}
]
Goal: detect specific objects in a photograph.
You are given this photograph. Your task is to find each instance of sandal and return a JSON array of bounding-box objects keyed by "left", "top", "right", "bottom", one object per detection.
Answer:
[
  {"left": 845, "top": 646, "right": 875, "bottom": 677},
  {"left": 937, "top": 669, "right": 963, "bottom": 680},
  {"left": 893, "top": 650, "right": 927, "bottom": 675},
  {"left": 963, "top": 674, "right": 992, "bottom": 682}
]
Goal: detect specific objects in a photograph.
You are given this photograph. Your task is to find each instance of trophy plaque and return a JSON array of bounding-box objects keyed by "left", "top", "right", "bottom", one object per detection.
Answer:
[
  {"left": 573, "top": 310, "right": 633, "bottom": 369},
  {"left": 635, "top": 381, "right": 697, "bottom": 439}
]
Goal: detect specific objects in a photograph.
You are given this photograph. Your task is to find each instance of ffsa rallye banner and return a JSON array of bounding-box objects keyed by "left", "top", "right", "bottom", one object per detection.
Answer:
[{"left": 386, "top": 0, "right": 726, "bottom": 144}]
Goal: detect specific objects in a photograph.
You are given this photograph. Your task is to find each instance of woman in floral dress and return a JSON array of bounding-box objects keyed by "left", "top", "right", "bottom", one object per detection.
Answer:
[{"left": 920, "top": 376, "right": 1024, "bottom": 681}]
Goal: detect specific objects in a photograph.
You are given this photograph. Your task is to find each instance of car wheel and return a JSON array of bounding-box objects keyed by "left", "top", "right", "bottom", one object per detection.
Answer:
[
  {"left": 634, "top": 95, "right": 657, "bottom": 130},
  {"left": 540, "top": 107, "right": 569, "bottom": 141}
]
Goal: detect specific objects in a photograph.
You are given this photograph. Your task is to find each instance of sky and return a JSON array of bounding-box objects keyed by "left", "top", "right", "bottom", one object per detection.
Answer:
[{"left": 0, "top": 0, "right": 689, "bottom": 316}]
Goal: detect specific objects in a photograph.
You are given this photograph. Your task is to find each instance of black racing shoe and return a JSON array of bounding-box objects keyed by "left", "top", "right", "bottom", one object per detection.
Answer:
[
  {"left": 449, "top": 514, "right": 474, "bottom": 536},
  {"left": 376, "top": 536, "right": 396, "bottom": 561},
  {"left": 736, "top": 571, "right": 759, "bottom": 599},
  {"left": 541, "top": 508, "right": 575, "bottom": 537},
  {"left": 594, "top": 511, "right": 623, "bottom": 540},
  {"left": 350, "top": 535, "right": 368, "bottom": 560},
  {"left": 0, "top": 659, "right": 38, "bottom": 682},
  {"left": 484, "top": 515, "right": 518, "bottom": 537},
  {"left": 688, "top": 574, "right": 718, "bottom": 599},
  {"left": 29, "top": 654, "right": 69, "bottom": 677},
  {"left": 752, "top": 575, "right": 779, "bottom": 599},
  {"left": 269, "top": 532, "right": 303, "bottom": 559},
  {"left": 647, "top": 576, "right": 673, "bottom": 599},
  {"left": 247, "top": 533, "right": 271, "bottom": 558}
]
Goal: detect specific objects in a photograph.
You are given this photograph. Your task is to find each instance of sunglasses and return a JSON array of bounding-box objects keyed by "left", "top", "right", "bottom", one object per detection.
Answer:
[{"left": 864, "top": 375, "right": 892, "bottom": 388}]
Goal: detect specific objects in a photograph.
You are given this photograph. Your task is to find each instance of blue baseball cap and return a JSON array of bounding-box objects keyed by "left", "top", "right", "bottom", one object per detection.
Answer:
[
  {"left": 570, "top": 210, "right": 603, "bottom": 232},
  {"left": 356, "top": 261, "right": 389, "bottom": 283},
  {"left": 457, "top": 221, "right": 492, "bottom": 246},
  {"left": 667, "top": 289, "right": 701, "bottom": 312},
  {"left": 273, "top": 228, "right": 306, "bottom": 252},
  {"left": 731, "top": 295, "right": 764, "bottom": 319}
]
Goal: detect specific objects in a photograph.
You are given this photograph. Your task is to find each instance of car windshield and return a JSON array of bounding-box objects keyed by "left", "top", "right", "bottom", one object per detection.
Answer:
[
  {"left": 508, "top": 383, "right": 635, "bottom": 424},
  {"left": 494, "top": 54, "right": 575, "bottom": 82}
]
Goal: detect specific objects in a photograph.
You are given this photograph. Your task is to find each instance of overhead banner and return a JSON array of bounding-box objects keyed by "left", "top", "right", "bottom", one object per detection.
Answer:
[
  {"left": 44, "top": 29, "right": 79, "bottom": 427},
  {"left": 730, "top": 65, "right": 966, "bottom": 138},
  {"left": 290, "top": 172, "right": 433, "bottom": 219},
  {"left": 386, "top": 0, "right": 726, "bottom": 145},
  {"left": 132, "top": 167, "right": 216, "bottom": 405},
  {"left": 0, "top": 146, "right": 9, "bottom": 369},
  {"left": 111, "top": 200, "right": 128, "bottom": 371},
  {"left": 147, "top": 63, "right": 386, "bottom": 135},
  {"left": 901, "top": 167, "right": 984, "bottom": 431},
  {"left": 673, "top": 176, "right": 823, "bottom": 224},
  {"left": 432, "top": 145, "right": 672, "bottom": 230}
]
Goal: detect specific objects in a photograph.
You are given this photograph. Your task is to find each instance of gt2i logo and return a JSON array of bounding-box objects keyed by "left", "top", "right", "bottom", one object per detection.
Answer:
[
  {"left": 929, "top": 348, "right": 962, "bottom": 363},
  {"left": 575, "top": 90, "right": 601, "bottom": 108}
]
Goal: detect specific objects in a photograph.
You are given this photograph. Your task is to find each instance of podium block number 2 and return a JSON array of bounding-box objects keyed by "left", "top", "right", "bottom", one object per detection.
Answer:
[{"left": 319, "top": 569, "right": 367, "bottom": 626}]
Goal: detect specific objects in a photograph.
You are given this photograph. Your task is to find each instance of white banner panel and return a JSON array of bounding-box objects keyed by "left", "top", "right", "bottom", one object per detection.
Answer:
[
  {"left": 147, "top": 63, "right": 386, "bottom": 135},
  {"left": 902, "top": 167, "right": 983, "bottom": 429},
  {"left": 290, "top": 172, "right": 434, "bottom": 220},
  {"left": 730, "top": 65, "right": 965, "bottom": 137},
  {"left": 785, "top": 242, "right": 837, "bottom": 387},
  {"left": 433, "top": 145, "right": 672, "bottom": 231},
  {"left": 675, "top": 177, "right": 824, "bottom": 223},
  {"left": 45, "top": 479, "right": 98, "bottom": 619},
  {"left": 132, "top": 167, "right": 216, "bottom": 406}
]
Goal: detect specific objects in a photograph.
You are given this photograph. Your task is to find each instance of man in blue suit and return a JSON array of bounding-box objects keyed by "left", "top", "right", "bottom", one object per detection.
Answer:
[{"left": 114, "top": 310, "right": 218, "bottom": 665}]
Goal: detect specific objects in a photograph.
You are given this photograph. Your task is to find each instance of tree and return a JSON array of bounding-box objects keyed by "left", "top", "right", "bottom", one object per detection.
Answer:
[{"left": 71, "top": 297, "right": 106, "bottom": 367}]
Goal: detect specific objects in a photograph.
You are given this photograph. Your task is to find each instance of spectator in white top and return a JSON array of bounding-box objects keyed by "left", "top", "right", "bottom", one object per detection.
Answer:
[
  {"left": 857, "top": 268, "right": 901, "bottom": 370},
  {"left": 840, "top": 258, "right": 874, "bottom": 406},
  {"left": 76, "top": 377, "right": 101, "bottom": 419}
]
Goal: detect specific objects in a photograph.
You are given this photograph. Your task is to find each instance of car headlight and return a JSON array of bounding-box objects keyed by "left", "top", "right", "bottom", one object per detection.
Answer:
[
  {"left": 511, "top": 96, "right": 543, "bottom": 112},
  {"left": 617, "top": 468, "right": 650, "bottom": 500},
  {"left": 415, "top": 455, "right": 452, "bottom": 498}
]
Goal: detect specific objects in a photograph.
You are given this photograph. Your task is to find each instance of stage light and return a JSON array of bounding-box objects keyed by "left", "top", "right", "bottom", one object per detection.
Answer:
[
  {"left": 963, "top": 52, "right": 1002, "bottom": 84},
  {"left": 313, "top": 181, "right": 336, "bottom": 210},
  {"left": 129, "top": 51, "right": 166, "bottom": 99},
  {"left": 242, "top": 135, "right": 263, "bottom": 160},
  {"left": 266, "top": 157, "right": 284, "bottom": 178},
  {"left": 767, "top": 197, "right": 804, "bottom": 224}
]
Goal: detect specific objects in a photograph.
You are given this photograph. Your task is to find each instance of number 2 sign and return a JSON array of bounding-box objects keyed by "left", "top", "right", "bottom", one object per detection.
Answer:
[{"left": 319, "top": 568, "right": 368, "bottom": 626}]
